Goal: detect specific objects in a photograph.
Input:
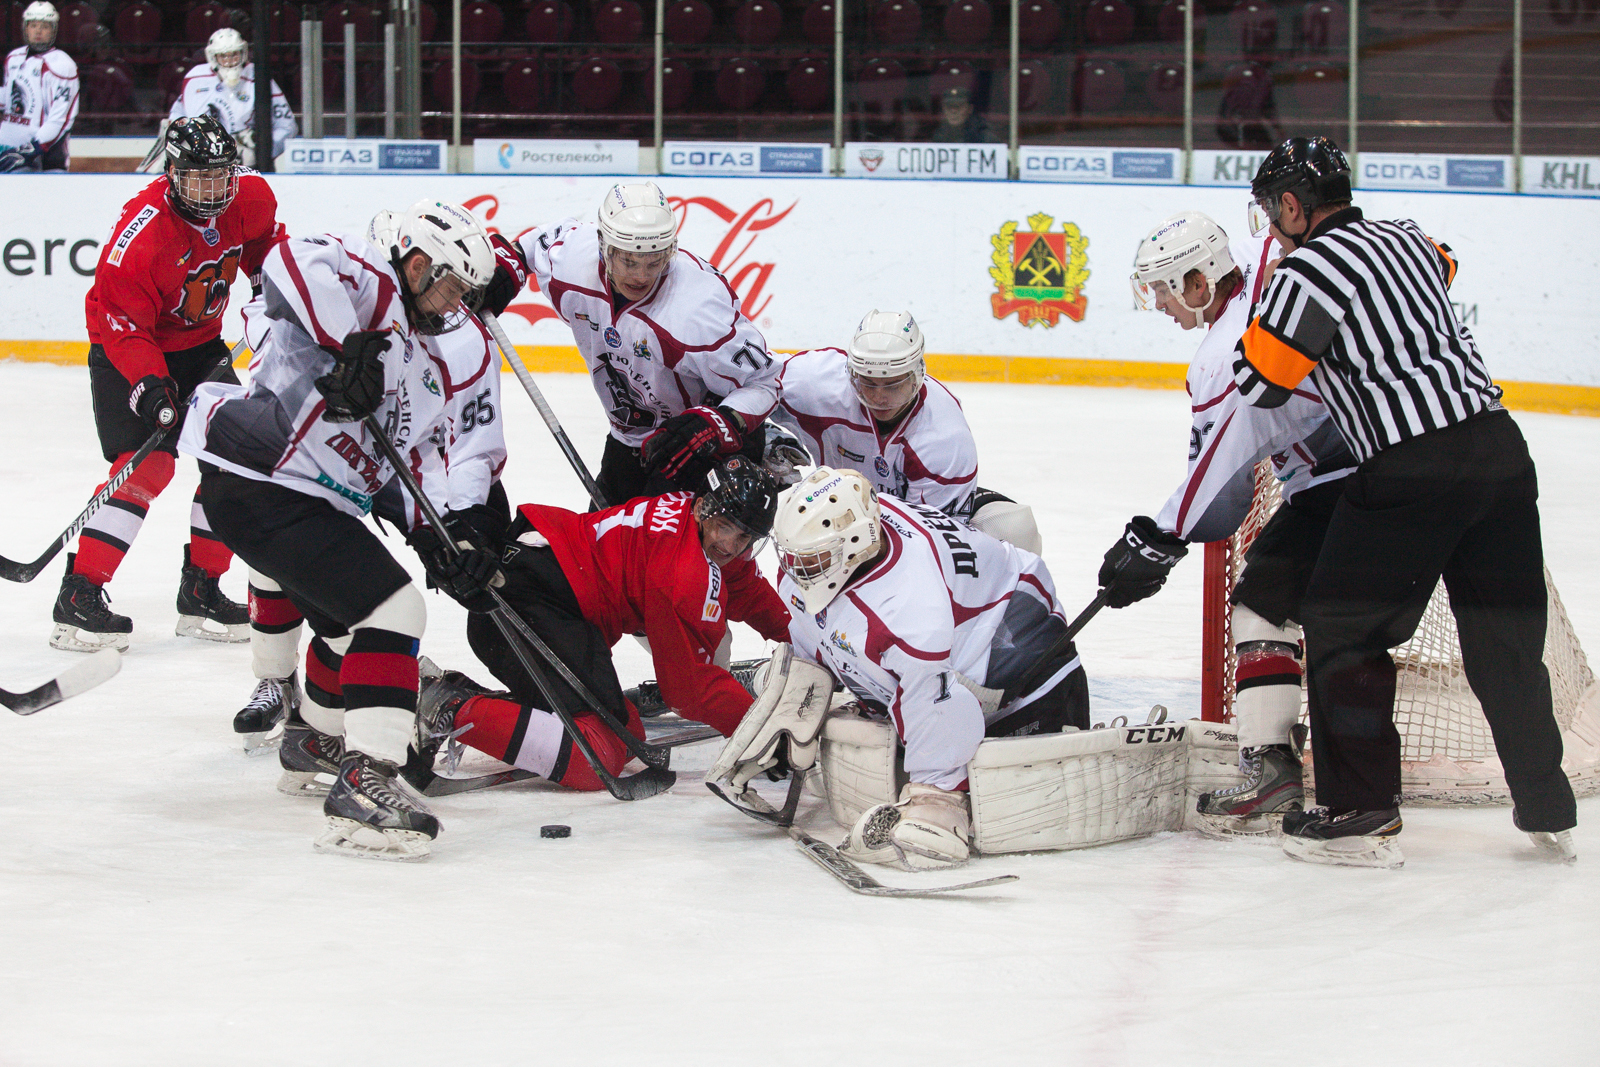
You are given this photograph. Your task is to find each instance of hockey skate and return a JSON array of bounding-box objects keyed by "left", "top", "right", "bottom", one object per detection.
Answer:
[
  {"left": 401, "top": 657, "right": 484, "bottom": 791},
  {"left": 50, "top": 556, "right": 132, "bottom": 653},
  {"left": 841, "top": 782, "right": 972, "bottom": 871},
  {"left": 1195, "top": 741, "right": 1305, "bottom": 839},
  {"left": 1281, "top": 806, "right": 1404, "bottom": 869},
  {"left": 314, "top": 750, "right": 440, "bottom": 862},
  {"left": 234, "top": 673, "right": 299, "bottom": 757},
  {"left": 277, "top": 709, "right": 344, "bottom": 798},
  {"left": 175, "top": 547, "right": 249, "bottom": 643},
  {"left": 1513, "top": 808, "right": 1577, "bottom": 865}
]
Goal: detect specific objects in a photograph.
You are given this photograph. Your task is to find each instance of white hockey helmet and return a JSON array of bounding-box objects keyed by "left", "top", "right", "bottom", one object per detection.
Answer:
[
  {"left": 1129, "top": 211, "right": 1236, "bottom": 315},
  {"left": 848, "top": 309, "right": 925, "bottom": 383},
  {"left": 206, "top": 28, "right": 249, "bottom": 88},
  {"left": 377, "top": 200, "right": 495, "bottom": 335},
  {"left": 597, "top": 181, "right": 678, "bottom": 257},
  {"left": 22, "top": 2, "right": 57, "bottom": 48},
  {"left": 773, "top": 467, "right": 883, "bottom": 616}
]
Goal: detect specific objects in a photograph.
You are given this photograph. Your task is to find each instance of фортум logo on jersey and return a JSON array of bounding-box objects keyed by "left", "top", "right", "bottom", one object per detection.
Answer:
[{"left": 989, "top": 212, "right": 1090, "bottom": 327}]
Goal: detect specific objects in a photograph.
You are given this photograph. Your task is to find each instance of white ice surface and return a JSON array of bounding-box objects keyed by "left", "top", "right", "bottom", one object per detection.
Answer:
[{"left": 0, "top": 363, "right": 1595, "bottom": 1066}]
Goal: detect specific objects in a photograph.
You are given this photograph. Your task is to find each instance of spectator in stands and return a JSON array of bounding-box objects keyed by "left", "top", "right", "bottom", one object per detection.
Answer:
[
  {"left": 930, "top": 86, "right": 990, "bottom": 143},
  {"left": 0, "top": 2, "right": 80, "bottom": 172},
  {"left": 166, "top": 28, "right": 297, "bottom": 168}
]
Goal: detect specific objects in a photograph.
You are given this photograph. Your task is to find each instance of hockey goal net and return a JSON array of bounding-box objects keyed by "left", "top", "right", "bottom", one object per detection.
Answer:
[{"left": 1201, "top": 460, "right": 1600, "bottom": 805}]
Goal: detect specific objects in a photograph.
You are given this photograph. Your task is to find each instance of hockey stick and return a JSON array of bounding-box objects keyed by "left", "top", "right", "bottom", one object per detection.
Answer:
[
  {"left": 362, "top": 414, "right": 673, "bottom": 802},
  {"left": 2, "top": 648, "right": 122, "bottom": 715},
  {"left": 480, "top": 312, "right": 609, "bottom": 510},
  {"left": 1001, "top": 589, "right": 1109, "bottom": 703},
  {"left": 0, "top": 345, "right": 244, "bottom": 584},
  {"left": 422, "top": 720, "right": 722, "bottom": 797},
  {"left": 626, "top": 657, "right": 765, "bottom": 717}
]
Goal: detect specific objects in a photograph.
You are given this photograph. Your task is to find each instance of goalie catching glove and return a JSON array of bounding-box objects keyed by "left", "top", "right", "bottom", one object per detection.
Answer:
[
  {"left": 708, "top": 644, "right": 836, "bottom": 795},
  {"left": 1097, "top": 515, "right": 1188, "bottom": 608}
]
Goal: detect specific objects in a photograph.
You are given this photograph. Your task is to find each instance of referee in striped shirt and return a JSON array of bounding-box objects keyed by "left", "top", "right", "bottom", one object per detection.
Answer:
[{"left": 1232, "top": 136, "right": 1576, "bottom": 868}]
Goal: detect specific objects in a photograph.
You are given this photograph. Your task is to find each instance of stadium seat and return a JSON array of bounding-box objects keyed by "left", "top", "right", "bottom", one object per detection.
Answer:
[
  {"left": 56, "top": 2, "right": 97, "bottom": 50},
  {"left": 716, "top": 56, "right": 765, "bottom": 109},
  {"left": 786, "top": 56, "right": 830, "bottom": 110},
  {"left": 185, "top": 2, "right": 230, "bottom": 43},
  {"left": 430, "top": 58, "right": 481, "bottom": 108},
  {"left": 929, "top": 58, "right": 975, "bottom": 100},
  {"left": 1016, "top": 0, "right": 1060, "bottom": 49},
  {"left": 1228, "top": 0, "right": 1277, "bottom": 59},
  {"left": 460, "top": 0, "right": 504, "bottom": 43},
  {"left": 594, "top": 0, "right": 645, "bottom": 43},
  {"left": 156, "top": 57, "right": 191, "bottom": 103},
  {"left": 801, "top": 0, "right": 834, "bottom": 47},
  {"left": 418, "top": 2, "right": 438, "bottom": 40},
  {"left": 856, "top": 56, "right": 906, "bottom": 111},
  {"left": 1016, "top": 59, "right": 1050, "bottom": 111},
  {"left": 1283, "top": 60, "right": 1345, "bottom": 115},
  {"left": 83, "top": 61, "right": 134, "bottom": 111},
  {"left": 1074, "top": 56, "right": 1125, "bottom": 113},
  {"left": 266, "top": 2, "right": 299, "bottom": 43},
  {"left": 653, "top": 56, "right": 694, "bottom": 110},
  {"left": 572, "top": 55, "right": 623, "bottom": 110},
  {"left": 502, "top": 56, "right": 546, "bottom": 112},
  {"left": 1216, "top": 60, "right": 1274, "bottom": 146},
  {"left": 872, "top": 0, "right": 921, "bottom": 46},
  {"left": 1082, "top": 0, "right": 1133, "bottom": 46},
  {"left": 665, "top": 0, "right": 713, "bottom": 43},
  {"left": 733, "top": 0, "right": 782, "bottom": 46},
  {"left": 942, "top": 0, "right": 990, "bottom": 46},
  {"left": 1298, "top": 0, "right": 1346, "bottom": 53},
  {"left": 319, "top": 2, "right": 378, "bottom": 43},
  {"left": 1145, "top": 58, "right": 1184, "bottom": 115},
  {"left": 525, "top": 0, "right": 574, "bottom": 42},
  {"left": 112, "top": 1, "right": 161, "bottom": 49},
  {"left": 1155, "top": 0, "right": 1189, "bottom": 43}
]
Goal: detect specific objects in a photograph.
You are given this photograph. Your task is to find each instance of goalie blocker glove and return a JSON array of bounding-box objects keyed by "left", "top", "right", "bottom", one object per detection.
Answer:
[
  {"left": 315, "top": 329, "right": 391, "bottom": 422},
  {"left": 641, "top": 405, "right": 743, "bottom": 480},
  {"left": 129, "top": 374, "right": 180, "bottom": 431},
  {"left": 1098, "top": 515, "right": 1188, "bottom": 608}
]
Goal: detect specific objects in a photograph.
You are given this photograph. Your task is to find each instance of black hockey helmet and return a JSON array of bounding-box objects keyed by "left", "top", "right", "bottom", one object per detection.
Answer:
[
  {"left": 1251, "top": 135, "right": 1352, "bottom": 215},
  {"left": 697, "top": 455, "right": 780, "bottom": 550},
  {"left": 163, "top": 114, "right": 240, "bottom": 221}
]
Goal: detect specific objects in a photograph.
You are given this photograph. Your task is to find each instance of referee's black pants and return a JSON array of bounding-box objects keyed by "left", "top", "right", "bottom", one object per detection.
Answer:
[{"left": 1300, "top": 410, "right": 1576, "bottom": 831}]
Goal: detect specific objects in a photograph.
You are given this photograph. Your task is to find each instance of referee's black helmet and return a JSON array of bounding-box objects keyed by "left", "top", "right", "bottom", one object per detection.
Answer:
[{"left": 1251, "top": 136, "right": 1352, "bottom": 213}]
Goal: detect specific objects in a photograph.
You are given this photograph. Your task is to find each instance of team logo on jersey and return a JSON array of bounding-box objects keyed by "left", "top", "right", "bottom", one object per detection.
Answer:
[
  {"left": 632, "top": 339, "right": 653, "bottom": 361},
  {"left": 421, "top": 367, "right": 441, "bottom": 396},
  {"left": 175, "top": 249, "right": 242, "bottom": 325},
  {"left": 201, "top": 227, "right": 220, "bottom": 247},
  {"left": 604, "top": 325, "right": 623, "bottom": 349},
  {"left": 830, "top": 630, "right": 857, "bottom": 656},
  {"left": 107, "top": 205, "right": 159, "bottom": 267},
  {"left": 874, "top": 456, "right": 891, "bottom": 479},
  {"left": 790, "top": 594, "right": 807, "bottom": 614},
  {"left": 989, "top": 212, "right": 1090, "bottom": 327}
]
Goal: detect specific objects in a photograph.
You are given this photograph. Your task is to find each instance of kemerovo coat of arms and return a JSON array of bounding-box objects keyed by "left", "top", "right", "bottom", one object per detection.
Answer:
[{"left": 989, "top": 212, "right": 1090, "bottom": 327}]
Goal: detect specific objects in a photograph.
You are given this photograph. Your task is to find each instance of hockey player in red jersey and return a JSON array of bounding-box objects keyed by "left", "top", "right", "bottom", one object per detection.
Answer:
[
  {"left": 406, "top": 455, "right": 791, "bottom": 793},
  {"left": 52, "top": 114, "right": 282, "bottom": 652}
]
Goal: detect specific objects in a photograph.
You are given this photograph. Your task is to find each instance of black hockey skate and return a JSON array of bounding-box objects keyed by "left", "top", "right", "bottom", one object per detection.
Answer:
[
  {"left": 50, "top": 555, "right": 133, "bottom": 653},
  {"left": 1195, "top": 743, "right": 1305, "bottom": 839},
  {"left": 315, "top": 751, "right": 440, "bottom": 862},
  {"left": 277, "top": 709, "right": 344, "bottom": 798},
  {"left": 234, "top": 673, "right": 300, "bottom": 757},
  {"left": 402, "top": 657, "right": 486, "bottom": 791},
  {"left": 175, "top": 546, "right": 249, "bottom": 643},
  {"left": 1281, "top": 806, "right": 1404, "bottom": 869}
]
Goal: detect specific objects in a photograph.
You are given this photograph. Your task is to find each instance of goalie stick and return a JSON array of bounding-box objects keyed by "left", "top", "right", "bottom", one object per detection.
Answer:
[
  {"left": 362, "top": 414, "right": 674, "bottom": 802},
  {"left": 1, "top": 648, "right": 122, "bottom": 715}
]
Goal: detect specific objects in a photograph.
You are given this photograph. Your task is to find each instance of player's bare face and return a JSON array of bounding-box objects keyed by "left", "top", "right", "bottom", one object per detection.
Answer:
[
  {"left": 851, "top": 371, "right": 919, "bottom": 419},
  {"left": 699, "top": 513, "right": 754, "bottom": 566},
  {"left": 605, "top": 246, "right": 672, "bottom": 301},
  {"left": 1152, "top": 279, "right": 1205, "bottom": 331},
  {"left": 24, "top": 21, "right": 54, "bottom": 48}
]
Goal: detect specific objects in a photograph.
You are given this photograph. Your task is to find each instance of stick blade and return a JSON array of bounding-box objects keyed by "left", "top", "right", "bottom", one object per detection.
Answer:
[
  {"left": 792, "top": 831, "right": 1020, "bottom": 897},
  {"left": 3, "top": 649, "right": 121, "bottom": 715},
  {"left": 607, "top": 764, "right": 677, "bottom": 801}
]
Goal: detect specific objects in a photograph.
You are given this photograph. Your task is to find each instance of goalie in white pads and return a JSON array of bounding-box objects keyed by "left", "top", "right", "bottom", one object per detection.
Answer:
[
  {"left": 772, "top": 310, "right": 1042, "bottom": 554},
  {"left": 1099, "top": 210, "right": 1356, "bottom": 836},
  {"left": 710, "top": 467, "right": 1089, "bottom": 870}
]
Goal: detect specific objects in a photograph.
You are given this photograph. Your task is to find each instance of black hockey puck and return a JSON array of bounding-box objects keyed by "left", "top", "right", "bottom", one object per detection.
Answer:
[{"left": 540, "top": 824, "right": 571, "bottom": 839}]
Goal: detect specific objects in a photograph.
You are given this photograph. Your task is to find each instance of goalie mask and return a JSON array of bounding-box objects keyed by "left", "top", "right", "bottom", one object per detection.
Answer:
[
  {"left": 847, "top": 309, "right": 925, "bottom": 419},
  {"left": 597, "top": 182, "right": 677, "bottom": 299},
  {"left": 773, "top": 467, "right": 882, "bottom": 615},
  {"left": 22, "top": 2, "right": 56, "bottom": 52},
  {"left": 695, "top": 456, "right": 780, "bottom": 565},
  {"left": 163, "top": 115, "right": 239, "bottom": 221},
  {"left": 1130, "top": 212, "right": 1235, "bottom": 316},
  {"left": 373, "top": 200, "right": 494, "bottom": 335},
  {"left": 206, "top": 28, "right": 248, "bottom": 89}
]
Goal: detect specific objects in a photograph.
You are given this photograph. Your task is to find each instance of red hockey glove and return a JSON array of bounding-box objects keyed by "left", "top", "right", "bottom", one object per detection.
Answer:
[
  {"left": 641, "top": 406, "right": 744, "bottom": 481},
  {"left": 481, "top": 234, "right": 530, "bottom": 317}
]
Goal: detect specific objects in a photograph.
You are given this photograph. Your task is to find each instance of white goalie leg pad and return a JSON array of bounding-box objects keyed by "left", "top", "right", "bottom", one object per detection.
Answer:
[
  {"left": 1231, "top": 605, "right": 1304, "bottom": 750},
  {"left": 818, "top": 709, "right": 904, "bottom": 828},
  {"left": 970, "top": 499, "right": 1043, "bottom": 556},
  {"left": 708, "top": 644, "right": 836, "bottom": 791},
  {"left": 1184, "top": 721, "right": 1246, "bottom": 831},
  {"left": 343, "top": 584, "right": 427, "bottom": 766},
  {"left": 968, "top": 722, "right": 1191, "bottom": 854}
]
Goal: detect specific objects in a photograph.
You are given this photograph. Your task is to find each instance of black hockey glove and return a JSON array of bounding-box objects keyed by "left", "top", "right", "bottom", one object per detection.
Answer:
[
  {"left": 481, "top": 234, "right": 530, "bottom": 317},
  {"left": 409, "top": 523, "right": 502, "bottom": 614},
  {"left": 129, "top": 374, "right": 181, "bottom": 432},
  {"left": 315, "top": 329, "right": 391, "bottom": 423},
  {"left": 1097, "top": 516, "right": 1189, "bottom": 609},
  {"left": 641, "top": 405, "right": 744, "bottom": 481}
]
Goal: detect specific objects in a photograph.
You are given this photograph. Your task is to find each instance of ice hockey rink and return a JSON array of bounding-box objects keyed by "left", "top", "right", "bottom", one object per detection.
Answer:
[{"left": 1, "top": 361, "right": 1594, "bottom": 1066}]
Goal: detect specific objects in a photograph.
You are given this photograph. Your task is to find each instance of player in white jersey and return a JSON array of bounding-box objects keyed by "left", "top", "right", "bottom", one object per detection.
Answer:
[
  {"left": 166, "top": 29, "right": 297, "bottom": 167},
  {"left": 772, "top": 309, "right": 1042, "bottom": 553},
  {"left": 722, "top": 467, "right": 1088, "bottom": 869},
  {"left": 0, "top": 3, "right": 78, "bottom": 172},
  {"left": 499, "top": 182, "right": 781, "bottom": 504},
  {"left": 1099, "top": 211, "right": 1355, "bottom": 834},
  {"left": 178, "top": 199, "right": 499, "bottom": 862}
]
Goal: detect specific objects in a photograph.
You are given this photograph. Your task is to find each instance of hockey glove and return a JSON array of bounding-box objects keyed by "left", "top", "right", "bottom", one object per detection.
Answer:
[
  {"left": 481, "top": 234, "right": 530, "bottom": 317},
  {"left": 641, "top": 406, "right": 744, "bottom": 481},
  {"left": 315, "top": 329, "right": 391, "bottom": 423},
  {"left": 0, "top": 140, "right": 40, "bottom": 172},
  {"left": 408, "top": 523, "right": 503, "bottom": 614},
  {"left": 129, "top": 374, "right": 181, "bottom": 432},
  {"left": 1097, "top": 516, "right": 1188, "bottom": 609}
]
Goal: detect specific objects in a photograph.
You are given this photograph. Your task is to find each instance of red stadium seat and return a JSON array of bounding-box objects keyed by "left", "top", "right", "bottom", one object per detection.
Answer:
[
  {"left": 871, "top": 0, "right": 921, "bottom": 46},
  {"left": 1155, "top": 0, "right": 1189, "bottom": 43},
  {"left": 929, "top": 58, "right": 975, "bottom": 101},
  {"left": 56, "top": 2, "right": 98, "bottom": 50},
  {"left": 1082, "top": 0, "right": 1133, "bottom": 46},
  {"left": 112, "top": 1, "right": 161, "bottom": 48},
  {"left": 1074, "top": 56, "right": 1125, "bottom": 113},
  {"left": 430, "top": 59, "right": 481, "bottom": 108},
  {"left": 83, "top": 61, "right": 134, "bottom": 111},
  {"left": 665, "top": 0, "right": 713, "bottom": 43},
  {"left": 942, "top": 0, "right": 990, "bottom": 46},
  {"left": 460, "top": 1, "right": 504, "bottom": 43},
  {"left": 1283, "top": 61, "right": 1345, "bottom": 115},
  {"left": 1228, "top": 0, "right": 1277, "bottom": 58},
  {"left": 1216, "top": 60, "right": 1274, "bottom": 146},
  {"left": 733, "top": 0, "right": 782, "bottom": 46},
  {"left": 503, "top": 57, "right": 544, "bottom": 112},
  {"left": 572, "top": 55, "right": 623, "bottom": 110},
  {"left": 716, "top": 56, "right": 765, "bottom": 109},
  {"left": 594, "top": 0, "right": 645, "bottom": 43},
  {"left": 1016, "top": 0, "right": 1059, "bottom": 49},
  {"left": 322, "top": 2, "right": 379, "bottom": 43},
  {"left": 1298, "top": 0, "right": 1346, "bottom": 53},
  {"left": 652, "top": 56, "right": 694, "bottom": 110},
  {"left": 1145, "top": 59, "right": 1183, "bottom": 115},
  {"left": 525, "top": 0, "right": 574, "bottom": 42},
  {"left": 856, "top": 56, "right": 906, "bottom": 110},
  {"left": 1016, "top": 59, "right": 1050, "bottom": 111},
  {"left": 267, "top": 2, "right": 300, "bottom": 43},
  {"left": 156, "top": 57, "right": 191, "bottom": 103},
  {"left": 786, "top": 56, "right": 830, "bottom": 110},
  {"left": 801, "top": 0, "right": 834, "bottom": 47},
  {"left": 185, "top": 2, "right": 230, "bottom": 43},
  {"left": 418, "top": 2, "right": 439, "bottom": 40}
]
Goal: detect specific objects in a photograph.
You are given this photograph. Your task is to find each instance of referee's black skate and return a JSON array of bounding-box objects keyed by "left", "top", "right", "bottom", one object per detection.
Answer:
[
  {"left": 402, "top": 657, "right": 486, "bottom": 791},
  {"left": 316, "top": 751, "right": 440, "bottom": 862},
  {"left": 49, "top": 556, "right": 133, "bottom": 653},
  {"left": 1281, "top": 806, "right": 1404, "bottom": 869},
  {"left": 277, "top": 708, "right": 344, "bottom": 798},
  {"left": 175, "top": 546, "right": 249, "bottom": 643},
  {"left": 234, "top": 672, "right": 300, "bottom": 757}
]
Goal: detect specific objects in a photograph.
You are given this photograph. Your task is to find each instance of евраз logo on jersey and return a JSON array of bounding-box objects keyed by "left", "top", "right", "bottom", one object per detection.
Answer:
[{"left": 989, "top": 212, "right": 1090, "bottom": 327}]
